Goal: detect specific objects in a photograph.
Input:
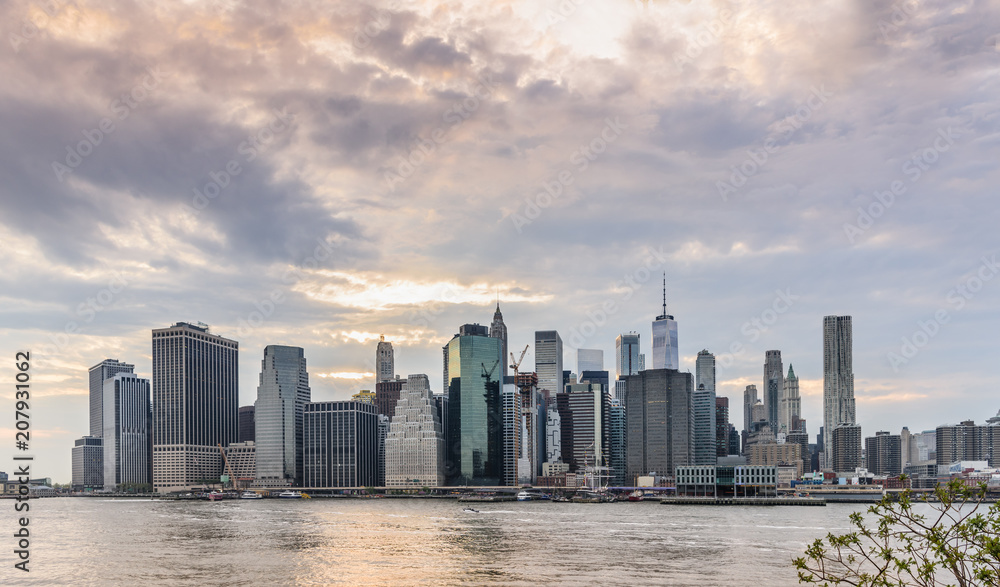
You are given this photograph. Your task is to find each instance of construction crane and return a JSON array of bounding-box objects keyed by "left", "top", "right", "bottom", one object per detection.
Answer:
[
  {"left": 509, "top": 345, "right": 542, "bottom": 487},
  {"left": 217, "top": 444, "right": 240, "bottom": 491}
]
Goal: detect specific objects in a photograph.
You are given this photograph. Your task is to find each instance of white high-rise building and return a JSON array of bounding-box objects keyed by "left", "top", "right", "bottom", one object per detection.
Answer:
[
  {"left": 545, "top": 407, "right": 562, "bottom": 463},
  {"left": 782, "top": 365, "right": 802, "bottom": 432},
  {"left": 102, "top": 373, "right": 151, "bottom": 491},
  {"left": 693, "top": 351, "right": 717, "bottom": 465},
  {"left": 376, "top": 335, "right": 394, "bottom": 384},
  {"left": 615, "top": 333, "right": 641, "bottom": 380},
  {"left": 577, "top": 349, "right": 604, "bottom": 374},
  {"left": 255, "top": 345, "right": 311, "bottom": 487},
  {"left": 651, "top": 278, "right": 679, "bottom": 370},
  {"left": 823, "top": 315, "right": 855, "bottom": 470},
  {"left": 385, "top": 374, "right": 445, "bottom": 487},
  {"left": 535, "top": 331, "right": 563, "bottom": 395}
]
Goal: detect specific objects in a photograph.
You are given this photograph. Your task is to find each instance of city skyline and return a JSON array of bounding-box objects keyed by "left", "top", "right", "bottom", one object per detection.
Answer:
[{"left": 2, "top": 1, "right": 999, "bottom": 485}]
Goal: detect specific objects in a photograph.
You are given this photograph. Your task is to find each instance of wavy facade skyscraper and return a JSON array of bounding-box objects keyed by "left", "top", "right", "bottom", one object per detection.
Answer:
[{"left": 823, "top": 315, "right": 856, "bottom": 470}]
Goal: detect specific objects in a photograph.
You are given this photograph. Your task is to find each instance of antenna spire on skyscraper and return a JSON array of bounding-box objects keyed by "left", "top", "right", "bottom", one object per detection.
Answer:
[{"left": 662, "top": 272, "right": 667, "bottom": 317}]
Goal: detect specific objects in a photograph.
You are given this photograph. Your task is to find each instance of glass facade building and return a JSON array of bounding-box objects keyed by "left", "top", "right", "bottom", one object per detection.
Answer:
[
  {"left": 445, "top": 330, "right": 503, "bottom": 485},
  {"left": 255, "top": 345, "right": 311, "bottom": 487},
  {"left": 89, "top": 359, "right": 135, "bottom": 438},
  {"left": 102, "top": 373, "right": 152, "bottom": 491}
]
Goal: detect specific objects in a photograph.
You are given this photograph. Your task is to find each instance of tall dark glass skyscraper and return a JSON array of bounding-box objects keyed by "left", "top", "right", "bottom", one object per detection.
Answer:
[
  {"left": 255, "top": 345, "right": 311, "bottom": 487},
  {"left": 624, "top": 369, "right": 693, "bottom": 483},
  {"left": 152, "top": 322, "right": 238, "bottom": 493},
  {"left": 444, "top": 326, "right": 503, "bottom": 485}
]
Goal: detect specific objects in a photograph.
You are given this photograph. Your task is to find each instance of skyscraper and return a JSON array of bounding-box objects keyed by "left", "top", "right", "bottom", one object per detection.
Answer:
[
  {"left": 824, "top": 315, "right": 855, "bottom": 470},
  {"left": 615, "top": 333, "right": 641, "bottom": 381},
  {"left": 651, "top": 278, "right": 679, "bottom": 370},
  {"left": 577, "top": 349, "right": 604, "bottom": 374},
  {"left": 545, "top": 406, "right": 562, "bottom": 464},
  {"left": 255, "top": 345, "right": 311, "bottom": 487},
  {"left": 556, "top": 382, "right": 609, "bottom": 474},
  {"left": 303, "top": 401, "right": 378, "bottom": 487},
  {"left": 608, "top": 397, "right": 627, "bottom": 486},
  {"left": 782, "top": 365, "right": 802, "bottom": 433},
  {"left": 490, "top": 303, "right": 509, "bottom": 380},
  {"left": 832, "top": 423, "right": 862, "bottom": 474},
  {"left": 624, "top": 369, "right": 693, "bottom": 482},
  {"left": 102, "top": 372, "right": 152, "bottom": 491},
  {"left": 693, "top": 350, "right": 717, "bottom": 465},
  {"left": 238, "top": 406, "right": 255, "bottom": 443},
  {"left": 865, "top": 431, "right": 902, "bottom": 476},
  {"left": 152, "top": 322, "right": 238, "bottom": 493},
  {"left": 534, "top": 330, "right": 563, "bottom": 396},
  {"left": 715, "top": 397, "right": 730, "bottom": 458},
  {"left": 376, "top": 335, "right": 394, "bottom": 384},
  {"left": 89, "top": 359, "right": 135, "bottom": 438},
  {"left": 445, "top": 326, "right": 503, "bottom": 485},
  {"left": 385, "top": 374, "right": 446, "bottom": 487},
  {"left": 375, "top": 377, "right": 404, "bottom": 419},
  {"left": 763, "top": 350, "right": 784, "bottom": 433},
  {"left": 743, "top": 384, "right": 758, "bottom": 445}
]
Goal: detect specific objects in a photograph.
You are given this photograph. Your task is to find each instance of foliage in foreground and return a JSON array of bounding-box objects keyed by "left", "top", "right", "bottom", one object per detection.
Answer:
[{"left": 795, "top": 479, "right": 1000, "bottom": 586}]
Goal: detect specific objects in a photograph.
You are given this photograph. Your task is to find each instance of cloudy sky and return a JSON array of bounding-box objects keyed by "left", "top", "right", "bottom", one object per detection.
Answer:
[{"left": 1, "top": 0, "right": 998, "bottom": 483}]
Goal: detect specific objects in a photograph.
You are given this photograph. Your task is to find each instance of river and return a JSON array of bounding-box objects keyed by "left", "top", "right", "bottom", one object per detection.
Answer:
[{"left": 11, "top": 497, "right": 868, "bottom": 586}]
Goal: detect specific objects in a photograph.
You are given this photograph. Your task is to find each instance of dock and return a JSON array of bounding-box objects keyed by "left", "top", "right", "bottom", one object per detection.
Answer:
[{"left": 661, "top": 497, "right": 826, "bottom": 506}]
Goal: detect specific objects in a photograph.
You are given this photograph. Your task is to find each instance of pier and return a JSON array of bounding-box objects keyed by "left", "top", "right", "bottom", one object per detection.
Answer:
[{"left": 661, "top": 497, "right": 826, "bottom": 506}]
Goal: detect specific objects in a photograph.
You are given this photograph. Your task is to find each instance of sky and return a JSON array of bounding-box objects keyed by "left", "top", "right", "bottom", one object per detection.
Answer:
[{"left": 1, "top": 0, "right": 998, "bottom": 483}]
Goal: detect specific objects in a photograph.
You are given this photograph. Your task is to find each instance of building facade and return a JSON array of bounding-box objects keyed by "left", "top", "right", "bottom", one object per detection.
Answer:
[
  {"left": 225, "top": 441, "right": 256, "bottom": 486},
  {"left": 303, "top": 401, "right": 378, "bottom": 488},
  {"left": 557, "top": 383, "right": 609, "bottom": 474},
  {"left": 651, "top": 290, "right": 679, "bottom": 370},
  {"left": 865, "top": 431, "right": 902, "bottom": 476},
  {"left": 490, "top": 304, "right": 509, "bottom": 380},
  {"left": 102, "top": 373, "right": 152, "bottom": 491},
  {"left": 832, "top": 423, "right": 862, "bottom": 474},
  {"left": 375, "top": 378, "right": 404, "bottom": 419},
  {"left": 716, "top": 397, "right": 731, "bottom": 458},
  {"left": 238, "top": 405, "right": 255, "bottom": 443},
  {"left": 823, "top": 315, "right": 855, "bottom": 470},
  {"left": 152, "top": 322, "right": 238, "bottom": 493},
  {"left": 615, "top": 333, "right": 641, "bottom": 381},
  {"left": 385, "top": 374, "right": 446, "bottom": 487},
  {"left": 72, "top": 436, "right": 103, "bottom": 491},
  {"left": 255, "top": 345, "right": 311, "bottom": 487},
  {"left": 445, "top": 328, "right": 503, "bottom": 485},
  {"left": 89, "top": 359, "right": 135, "bottom": 438},
  {"left": 376, "top": 335, "right": 394, "bottom": 384},
  {"left": 763, "top": 350, "right": 784, "bottom": 433},
  {"left": 577, "top": 349, "right": 604, "bottom": 374},
  {"left": 748, "top": 443, "right": 803, "bottom": 478},
  {"left": 624, "top": 369, "right": 693, "bottom": 482},
  {"left": 782, "top": 365, "right": 802, "bottom": 433},
  {"left": 693, "top": 350, "right": 717, "bottom": 465},
  {"left": 534, "top": 330, "right": 563, "bottom": 397}
]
